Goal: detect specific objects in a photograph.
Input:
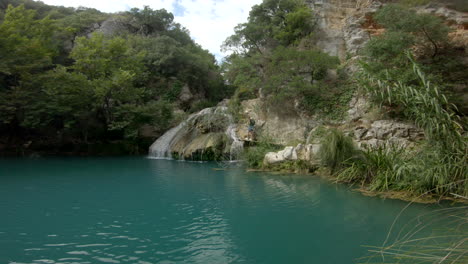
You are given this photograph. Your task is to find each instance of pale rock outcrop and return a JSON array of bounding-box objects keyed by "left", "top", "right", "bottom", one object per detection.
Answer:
[
  {"left": 93, "top": 17, "right": 129, "bottom": 36},
  {"left": 352, "top": 120, "right": 424, "bottom": 148},
  {"left": 240, "top": 99, "right": 310, "bottom": 145},
  {"left": 264, "top": 144, "right": 321, "bottom": 166},
  {"left": 347, "top": 95, "right": 370, "bottom": 121},
  {"left": 421, "top": 4, "right": 468, "bottom": 27},
  {"left": 149, "top": 106, "right": 241, "bottom": 160},
  {"left": 308, "top": 0, "right": 361, "bottom": 60},
  {"left": 307, "top": 0, "right": 385, "bottom": 60}
]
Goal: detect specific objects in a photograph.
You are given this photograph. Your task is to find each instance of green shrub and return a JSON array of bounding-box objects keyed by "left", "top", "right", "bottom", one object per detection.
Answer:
[
  {"left": 338, "top": 143, "right": 467, "bottom": 197},
  {"left": 355, "top": 54, "right": 467, "bottom": 197},
  {"left": 363, "top": 4, "right": 450, "bottom": 81},
  {"left": 189, "top": 100, "right": 217, "bottom": 113},
  {"left": 398, "top": 0, "right": 431, "bottom": 6},
  {"left": 243, "top": 136, "right": 282, "bottom": 169},
  {"left": 318, "top": 129, "right": 357, "bottom": 174},
  {"left": 337, "top": 146, "right": 409, "bottom": 190},
  {"left": 163, "top": 81, "right": 183, "bottom": 102},
  {"left": 360, "top": 53, "right": 464, "bottom": 149},
  {"left": 301, "top": 80, "right": 356, "bottom": 120}
]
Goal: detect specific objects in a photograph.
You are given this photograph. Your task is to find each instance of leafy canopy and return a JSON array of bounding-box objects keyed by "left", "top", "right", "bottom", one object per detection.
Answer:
[
  {"left": 364, "top": 4, "right": 450, "bottom": 81},
  {"left": 222, "top": 0, "right": 314, "bottom": 54}
]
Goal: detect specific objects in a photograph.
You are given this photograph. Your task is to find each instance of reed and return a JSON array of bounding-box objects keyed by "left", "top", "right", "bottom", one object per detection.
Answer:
[
  {"left": 359, "top": 193, "right": 468, "bottom": 264},
  {"left": 318, "top": 129, "right": 358, "bottom": 174},
  {"left": 354, "top": 52, "right": 467, "bottom": 197}
]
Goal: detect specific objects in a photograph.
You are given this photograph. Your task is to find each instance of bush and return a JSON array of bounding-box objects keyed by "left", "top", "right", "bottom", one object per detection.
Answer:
[
  {"left": 301, "top": 80, "right": 356, "bottom": 120},
  {"left": 189, "top": 100, "right": 217, "bottom": 113},
  {"left": 318, "top": 129, "right": 357, "bottom": 174},
  {"left": 363, "top": 4, "right": 450, "bottom": 81},
  {"left": 243, "top": 136, "right": 282, "bottom": 169},
  {"left": 354, "top": 53, "right": 467, "bottom": 197},
  {"left": 337, "top": 146, "right": 409, "bottom": 190}
]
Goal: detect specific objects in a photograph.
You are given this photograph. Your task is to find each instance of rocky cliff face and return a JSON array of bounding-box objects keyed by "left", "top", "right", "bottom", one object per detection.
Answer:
[
  {"left": 149, "top": 0, "right": 466, "bottom": 162},
  {"left": 309, "top": 0, "right": 467, "bottom": 60},
  {"left": 261, "top": 0, "right": 466, "bottom": 167},
  {"left": 308, "top": 0, "right": 381, "bottom": 60}
]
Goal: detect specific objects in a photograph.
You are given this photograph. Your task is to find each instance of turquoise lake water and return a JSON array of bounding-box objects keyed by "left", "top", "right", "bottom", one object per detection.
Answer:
[{"left": 0, "top": 157, "right": 454, "bottom": 264}]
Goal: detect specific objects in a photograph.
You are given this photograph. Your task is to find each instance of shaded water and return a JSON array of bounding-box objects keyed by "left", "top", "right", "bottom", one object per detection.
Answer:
[{"left": 0, "top": 157, "right": 452, "bottom": 264}]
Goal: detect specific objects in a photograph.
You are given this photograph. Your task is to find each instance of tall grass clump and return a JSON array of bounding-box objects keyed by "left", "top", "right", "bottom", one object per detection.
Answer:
[
  {"left": 357, "top": 52, "right": 467, "bottom": 197},
  {"left": 318, "top": 129, "right": 358, "bottom": 174},
  {"left": 337, "top": 146, "right": 411, "bottom": 191},
  {"left": 361, "top": 205, "right": 468, "bottom": 264}
]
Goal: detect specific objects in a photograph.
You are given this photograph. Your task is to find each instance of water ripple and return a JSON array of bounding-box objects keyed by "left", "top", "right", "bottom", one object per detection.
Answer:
[{"left": 75, "top": 244, "right": 111, "bottom": 248}]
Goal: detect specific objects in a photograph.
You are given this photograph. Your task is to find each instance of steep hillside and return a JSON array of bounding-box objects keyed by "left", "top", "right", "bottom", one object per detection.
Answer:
[{"left": 0, "top": 1, "right": 229, "bottom": 155}]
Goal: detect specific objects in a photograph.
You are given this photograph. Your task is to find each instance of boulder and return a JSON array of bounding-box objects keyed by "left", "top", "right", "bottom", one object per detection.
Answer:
[
  {"left": 264, "top": 146, "right": 296, "bottom": 165},
  {"left": 263, "top": 144, "right": 321, "bottom": 166}
]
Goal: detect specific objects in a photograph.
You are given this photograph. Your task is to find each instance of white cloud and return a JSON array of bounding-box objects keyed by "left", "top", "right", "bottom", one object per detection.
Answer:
[{"left": 38, "top": 0, "right": 262, "bottom": 60}]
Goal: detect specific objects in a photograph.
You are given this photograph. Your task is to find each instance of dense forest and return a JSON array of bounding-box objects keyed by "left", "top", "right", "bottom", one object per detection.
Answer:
[{"left": 0, "top": 0, "right": 229, "bottom": 155}]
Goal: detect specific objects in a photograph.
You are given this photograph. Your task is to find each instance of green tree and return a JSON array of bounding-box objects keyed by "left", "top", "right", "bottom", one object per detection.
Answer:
[
  {"left": 0, "top": 4, "right": 57, "bottom": 130},
  {"left": 0, "top": 1, "right": 226, "bottom": 154},
  {"left": 70, "top": 33, "right": 145, "bottom": 128},
  {"left": 263, "top": 46, "right": 340, "bottom": 111},
  {"left": 0, "top": 4, "right": 56, "bottom": 80},
  {"left": 222, "top": 0, "right": 314, "bottom": 54},
  {"left": 221, "top": 53, "right": 264, "bottom": 99},
  {"left": 22, "top": 67, "right": 97, "bottom": 142},
  {"left": 374, "top": 4, "right": 449, "bottom": 58},
  {"left": 129, "top": 6, "right": 174, "bottom": 36},
  {"left": 365, "top": 4, "right": 450, "bottom": 71}
]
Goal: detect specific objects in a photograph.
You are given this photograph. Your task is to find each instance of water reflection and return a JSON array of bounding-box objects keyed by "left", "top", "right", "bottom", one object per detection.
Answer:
[{"left": 0, "top": 158, "right": 458, "bottom": 264}]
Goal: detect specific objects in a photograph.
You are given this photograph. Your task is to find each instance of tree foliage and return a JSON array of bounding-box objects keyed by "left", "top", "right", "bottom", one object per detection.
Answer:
[
  {"left": 222, "top": 0, "right": 315, "bottom": 54},
  {"left": 363, "top": 4, "right": 450, "bottom": 82},
  {"left": 0, "top": 4, "right": 56, "bottom": 79},
  {"left": 0, "top": 3, "right": 226, "bottom": 154},
  {"left": 129, "top": 6, "right": 174, "bottom": 36},
  {"left": 221, "top": 0, "right": 345, "bottom": 116}
]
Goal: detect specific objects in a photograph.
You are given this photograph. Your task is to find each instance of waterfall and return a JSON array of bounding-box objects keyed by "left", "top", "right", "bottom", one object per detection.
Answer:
[
  {"left": 226, "top": 124, "right": 244, "bottom": 161},
  {"left": 148, "top": 121, "right": 186, "bottom": 159},
  {"left": 149, "top": 105, "right": 244, "bottom": 160}
]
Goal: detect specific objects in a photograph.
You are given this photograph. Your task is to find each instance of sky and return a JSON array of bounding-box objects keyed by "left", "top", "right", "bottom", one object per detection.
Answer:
[{"left": 38, "top": 0, "right": 263, "bottom": 60}]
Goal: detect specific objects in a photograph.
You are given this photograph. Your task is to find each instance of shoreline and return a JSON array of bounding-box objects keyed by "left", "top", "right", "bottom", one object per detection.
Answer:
[{"left": 247, "top": 167, "right": 468, "bottom": 204}]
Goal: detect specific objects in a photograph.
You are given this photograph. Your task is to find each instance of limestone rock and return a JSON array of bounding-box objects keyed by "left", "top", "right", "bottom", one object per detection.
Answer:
[
  {"left": 241, "top": 99, "right": 308, "bottom": 145},
  {"left": 149, "top": 106, "right": 238, "bottom": 160},
  {"left": 421, "top": 4, "right": 468, "bottom": 26},
  {"left": 263, "top": 144, "right": 321, "bottom": 166},
  {"left": 347, "top": 96, "right": 370, "bottom": 121},
  {"left": 264, "top": 146, "right": 296, "bottom": 165},
  {"left": 343, "top": 15, "right": 370, "bottom": 57},
  {"left": 93, "top": 17, "right": 129, "bottom": 36},
  {"left": 354, "top": 120, "right": 424, "bottom": 148}
]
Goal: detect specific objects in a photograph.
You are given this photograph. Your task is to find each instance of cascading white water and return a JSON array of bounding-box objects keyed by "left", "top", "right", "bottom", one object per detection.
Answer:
[
  {"left": 226, "top": 124, "right": 244, "bottom": 161},
  {"left": 149, "top": 105, "right": 244, "bottom": 160},
  {"left": 148, "top": 121, "right": 186, "bottom": 159},
  {"left": 149, "top": 108, "right": 216, "bottom": 159}
]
